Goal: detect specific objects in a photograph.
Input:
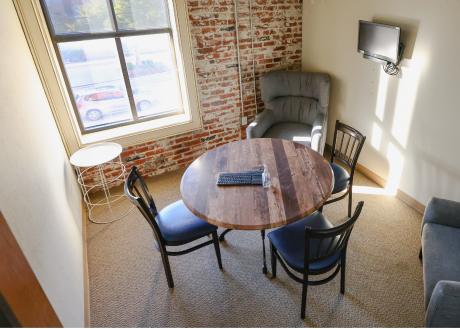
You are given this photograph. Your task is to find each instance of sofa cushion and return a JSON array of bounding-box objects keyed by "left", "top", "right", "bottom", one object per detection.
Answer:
[
  {"left": 262, "top": 122, "right": 312, "bottom": 148},
  {"left": 422, "top": 223, "right": 460, "bottom": 309}
]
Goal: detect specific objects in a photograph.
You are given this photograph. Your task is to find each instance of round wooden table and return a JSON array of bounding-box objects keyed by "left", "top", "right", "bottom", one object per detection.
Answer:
[{"left": 180, "top": 138, "right": 334, "bottom": 273}]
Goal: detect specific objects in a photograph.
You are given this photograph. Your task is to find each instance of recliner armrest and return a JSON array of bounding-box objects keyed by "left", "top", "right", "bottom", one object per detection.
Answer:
[
  {"left": 246, "top": 109, "right": 277, "bottom": 139},
  {"left": 426, "top": 281, "right": 460, "bottom": 327},
  {"left": 422, "top": 197, "right": 460, "bottom": 231},
  {"left": 310, "top": 112, "right": 327, "bottom": 154}
]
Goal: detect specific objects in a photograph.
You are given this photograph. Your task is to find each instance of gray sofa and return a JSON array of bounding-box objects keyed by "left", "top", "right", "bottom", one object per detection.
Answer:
[
  {"left": 246, "top": 70, "right": 330, "bottom": 155},
  {"left": 422, "top": 197, "right": 460, "bottom": 327}
]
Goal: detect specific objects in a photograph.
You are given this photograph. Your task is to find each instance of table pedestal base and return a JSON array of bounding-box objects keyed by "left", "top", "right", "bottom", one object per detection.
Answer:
[
  {"left": 261, "top": 229, "right": 267, "bottom": 274},
  {"left": 219, "top": 228, "right": 268, "bottom": 274},
  {"left": 218, "top": 228, "right": 233, "bottom": 242}
]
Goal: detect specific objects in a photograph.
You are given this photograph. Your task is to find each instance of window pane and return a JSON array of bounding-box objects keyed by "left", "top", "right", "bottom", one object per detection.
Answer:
[
  {"left": 58, "top": 39, "right": 134, "bottom": 130},
  {"left": 120, "top": 34, "right": 182, "bottom": 118},
  {"left": 43, "top": 0, "right": 114, "bottom": 35},
  {"left": 114, "top": 0, "right": 169, "bottom": 30}
]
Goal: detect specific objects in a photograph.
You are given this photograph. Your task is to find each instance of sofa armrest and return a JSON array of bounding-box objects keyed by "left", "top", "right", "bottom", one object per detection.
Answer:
[
  {"left": 426, "top": 281, "right": 460, "bottom": 327},
  {"left": 311, "top": 112, "right": 327, "bottom": 154},
  {"left": 246, "top": 109, "right": 276, "bottom": 139},
  {"left": 422, "top": 197, "right": 460, "bottom": 231}
]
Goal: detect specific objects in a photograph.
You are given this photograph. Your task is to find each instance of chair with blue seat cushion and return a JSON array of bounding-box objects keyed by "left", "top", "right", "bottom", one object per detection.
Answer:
[
  {"left": 268, "top": 202, "right": 364, "bottom": 319},
  {"left": 125, "top": 166, "right": 222, "bottom": 288},
  {"left": 323, "top": 120, "right": 366, "bottom": 218}
]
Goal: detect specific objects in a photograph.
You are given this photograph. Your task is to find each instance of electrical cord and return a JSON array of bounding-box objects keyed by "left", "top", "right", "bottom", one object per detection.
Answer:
[
  {"left": 382, "top": 61, "right": 400, "bottom": 76},
  {"left": 382, "top": 43, "right": 405, "bottom": 76}
]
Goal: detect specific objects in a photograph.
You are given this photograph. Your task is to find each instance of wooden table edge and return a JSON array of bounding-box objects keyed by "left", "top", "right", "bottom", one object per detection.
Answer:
[{"left": 180, "top": 164, "right": 334, "bottom": 231}]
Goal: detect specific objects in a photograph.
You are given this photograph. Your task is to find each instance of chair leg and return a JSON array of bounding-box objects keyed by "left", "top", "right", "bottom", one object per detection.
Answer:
[
  {"left": 270, "top": 242, "right": 277, "bottom": 278},
  {"left": 160, "top": 249, "right": 174, "bottom": 288},
  {"left": 348, "top": 186, "right": 353, "bottom": 218},
  {"left": 340, "top": 253, "right": 346, "bottom": 294},
  {"left": 301, "top": 273, "right": 308, "bottom": 319},
  {"left": 212, "top": 231, "right": 223, "bottom": 269}
]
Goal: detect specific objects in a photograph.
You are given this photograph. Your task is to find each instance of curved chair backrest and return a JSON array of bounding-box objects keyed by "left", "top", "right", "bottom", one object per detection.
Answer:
[
  {"left": 125, "top": 166, "right": 162, "bottom": 242},
  {"left": 331, "top": 120, "right": 366, "bottom": 181},
  {"left": 305, "top": 201, "right": 364, "bottom": 266},
  {"left": 260, "top": 70, "right": 330, "bottom": 108}
]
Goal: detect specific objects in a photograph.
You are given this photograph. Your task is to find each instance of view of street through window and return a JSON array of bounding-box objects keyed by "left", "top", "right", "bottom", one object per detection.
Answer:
[
  {"left": 60, "top": 35, "right": 181, "bottom": 129},
  {"left": 45, "top": 0, "right": 183, "bottom": 131}
]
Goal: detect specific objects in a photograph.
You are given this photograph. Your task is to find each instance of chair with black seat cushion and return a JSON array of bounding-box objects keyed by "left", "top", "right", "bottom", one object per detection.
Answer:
[
  {"left": 124, "top": 166, "right": 222, "bottom": 288},
  {"left": 323, "top": 120, "right": 366, "bottom": 218},
  {"left": 268, "top": 201, "right": 364, "bottom": 319}
]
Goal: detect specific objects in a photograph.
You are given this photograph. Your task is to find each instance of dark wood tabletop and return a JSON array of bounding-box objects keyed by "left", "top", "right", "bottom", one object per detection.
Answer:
[{"left": 180, "top": 138, "right": 334, "bottom": 230}]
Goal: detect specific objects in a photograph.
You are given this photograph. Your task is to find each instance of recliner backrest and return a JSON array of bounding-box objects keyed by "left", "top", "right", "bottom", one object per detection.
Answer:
[
  {"left": 267, "top": 96, "right": 321, "bottom": 126},
  {"left": 260, "top": 70, "right": 330, "bottom": 106},
  {"left": 260, "top": 70, "right": 330, "bottom": 126}
]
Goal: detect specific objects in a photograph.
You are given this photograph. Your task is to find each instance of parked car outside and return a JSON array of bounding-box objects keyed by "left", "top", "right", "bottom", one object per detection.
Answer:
[{"left": 75, "top": 87, "right": 156, "bottom": 121}]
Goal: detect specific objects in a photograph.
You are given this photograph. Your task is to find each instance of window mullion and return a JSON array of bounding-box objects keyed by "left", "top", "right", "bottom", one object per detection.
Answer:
[
  {"left": 106, "top": 0, "right": 120, "bottom": 32},
  {"left": 115, "top": 38, "right": 139, "bottom": 121},
  {"left": 53, "top": 28, "right": 173, "bottom": 43},
  {"left": 52, "top": 41, "right": 87, "bottom": 135},
  {"left": 168, "top": 32, "right": 185, "bottom": 112}
]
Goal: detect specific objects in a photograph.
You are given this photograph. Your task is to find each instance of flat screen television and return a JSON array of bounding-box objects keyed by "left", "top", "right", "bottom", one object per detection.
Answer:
[{"left": 358, "top": 20, "right": 401, "bottom": 64}]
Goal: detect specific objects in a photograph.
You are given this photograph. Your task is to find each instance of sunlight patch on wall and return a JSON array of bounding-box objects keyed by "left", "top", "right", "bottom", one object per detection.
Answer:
[
  {"left": 375, "top": 71, "right": 389, "bottom": 121},
  {"left": 371, "top": 122, "right": 382, "bottom": 151},
  {"left": 391, "top": 54, "right": 425, "bottom": 148},
  {"left": 354, "top": 142, "right": 404, "bottom": 196},
  {"left": 385, "top": 142, "right": 405, "bottom": 194}
]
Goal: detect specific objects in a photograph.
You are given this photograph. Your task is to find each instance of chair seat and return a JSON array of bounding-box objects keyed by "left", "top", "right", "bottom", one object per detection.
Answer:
[
  {"left": 330, "top": 162, "right": 350, "bottom": 194},
  {"left": 267, "top": 212, "right": 341, "bottom": 272},
  {"left": 156, "top": 200, "right": 217, "bottom": 243},
  {"left": 262, "top": 122, "right": 312, "bottom": 147}
]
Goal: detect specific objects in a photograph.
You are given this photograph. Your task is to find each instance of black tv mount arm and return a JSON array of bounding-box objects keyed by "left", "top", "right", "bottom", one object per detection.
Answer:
[{"left": 396, "top": 42, "right": 406, "bottom": 65}]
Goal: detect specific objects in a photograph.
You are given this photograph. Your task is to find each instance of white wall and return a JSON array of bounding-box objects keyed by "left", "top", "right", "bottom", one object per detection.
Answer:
[
  {"left": 0, "top": 0, "right": 84, "bottom": 326},
  {"left": 303, "top": 0, "right": 460, "bottom": 205}
]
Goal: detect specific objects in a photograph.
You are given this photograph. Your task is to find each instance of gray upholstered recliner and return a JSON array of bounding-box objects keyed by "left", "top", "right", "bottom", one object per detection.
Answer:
[{"left": 246, "top": 70, "right": 330, "bottom": 155}]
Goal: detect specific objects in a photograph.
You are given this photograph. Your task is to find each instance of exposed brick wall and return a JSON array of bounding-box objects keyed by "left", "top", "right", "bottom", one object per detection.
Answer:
[{"left": 84, "top": 0, "right": 302, "bottom": 190}]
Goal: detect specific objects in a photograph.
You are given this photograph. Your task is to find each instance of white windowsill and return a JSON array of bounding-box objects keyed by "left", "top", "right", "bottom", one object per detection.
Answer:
[{"left": 80, "top": 112, "right": 197, "bottom": 146}]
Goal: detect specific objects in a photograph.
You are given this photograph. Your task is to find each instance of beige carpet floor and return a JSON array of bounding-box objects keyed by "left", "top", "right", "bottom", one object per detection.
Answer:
[{"left": 86, "top": 167, "right": 425, "bottom": 327}]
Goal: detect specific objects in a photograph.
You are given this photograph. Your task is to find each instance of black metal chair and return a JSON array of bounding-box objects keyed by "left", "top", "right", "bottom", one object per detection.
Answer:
[
  {"left": 323, "top": 120, "right": 366, "bottom": 218},
  {"left": 268, "top": 201, "right": 364, "bottom": 319},
  {"left": 124, "top": 166, "right": 222, "bottom": 288}
]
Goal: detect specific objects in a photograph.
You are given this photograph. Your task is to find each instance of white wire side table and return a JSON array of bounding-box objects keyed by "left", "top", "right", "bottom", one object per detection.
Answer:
[{"left": 70, "top": 142, "right": 134, "bottom": 224}]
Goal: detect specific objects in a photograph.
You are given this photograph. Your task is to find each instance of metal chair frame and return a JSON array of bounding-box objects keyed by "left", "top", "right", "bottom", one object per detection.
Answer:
[
  {"left": 124, "top": 166, "right": 222, "bottom": 288},
  {"left": 324, "top": 120, "right": 366, "bottom": 217},
  {"left": 270, "top": 202, "right": 364, "bottom": 319}
]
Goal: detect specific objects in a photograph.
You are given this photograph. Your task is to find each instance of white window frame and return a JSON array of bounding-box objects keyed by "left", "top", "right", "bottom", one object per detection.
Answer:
[{"left": 13, "top": 0, "right": 202, "bottom": 156}]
